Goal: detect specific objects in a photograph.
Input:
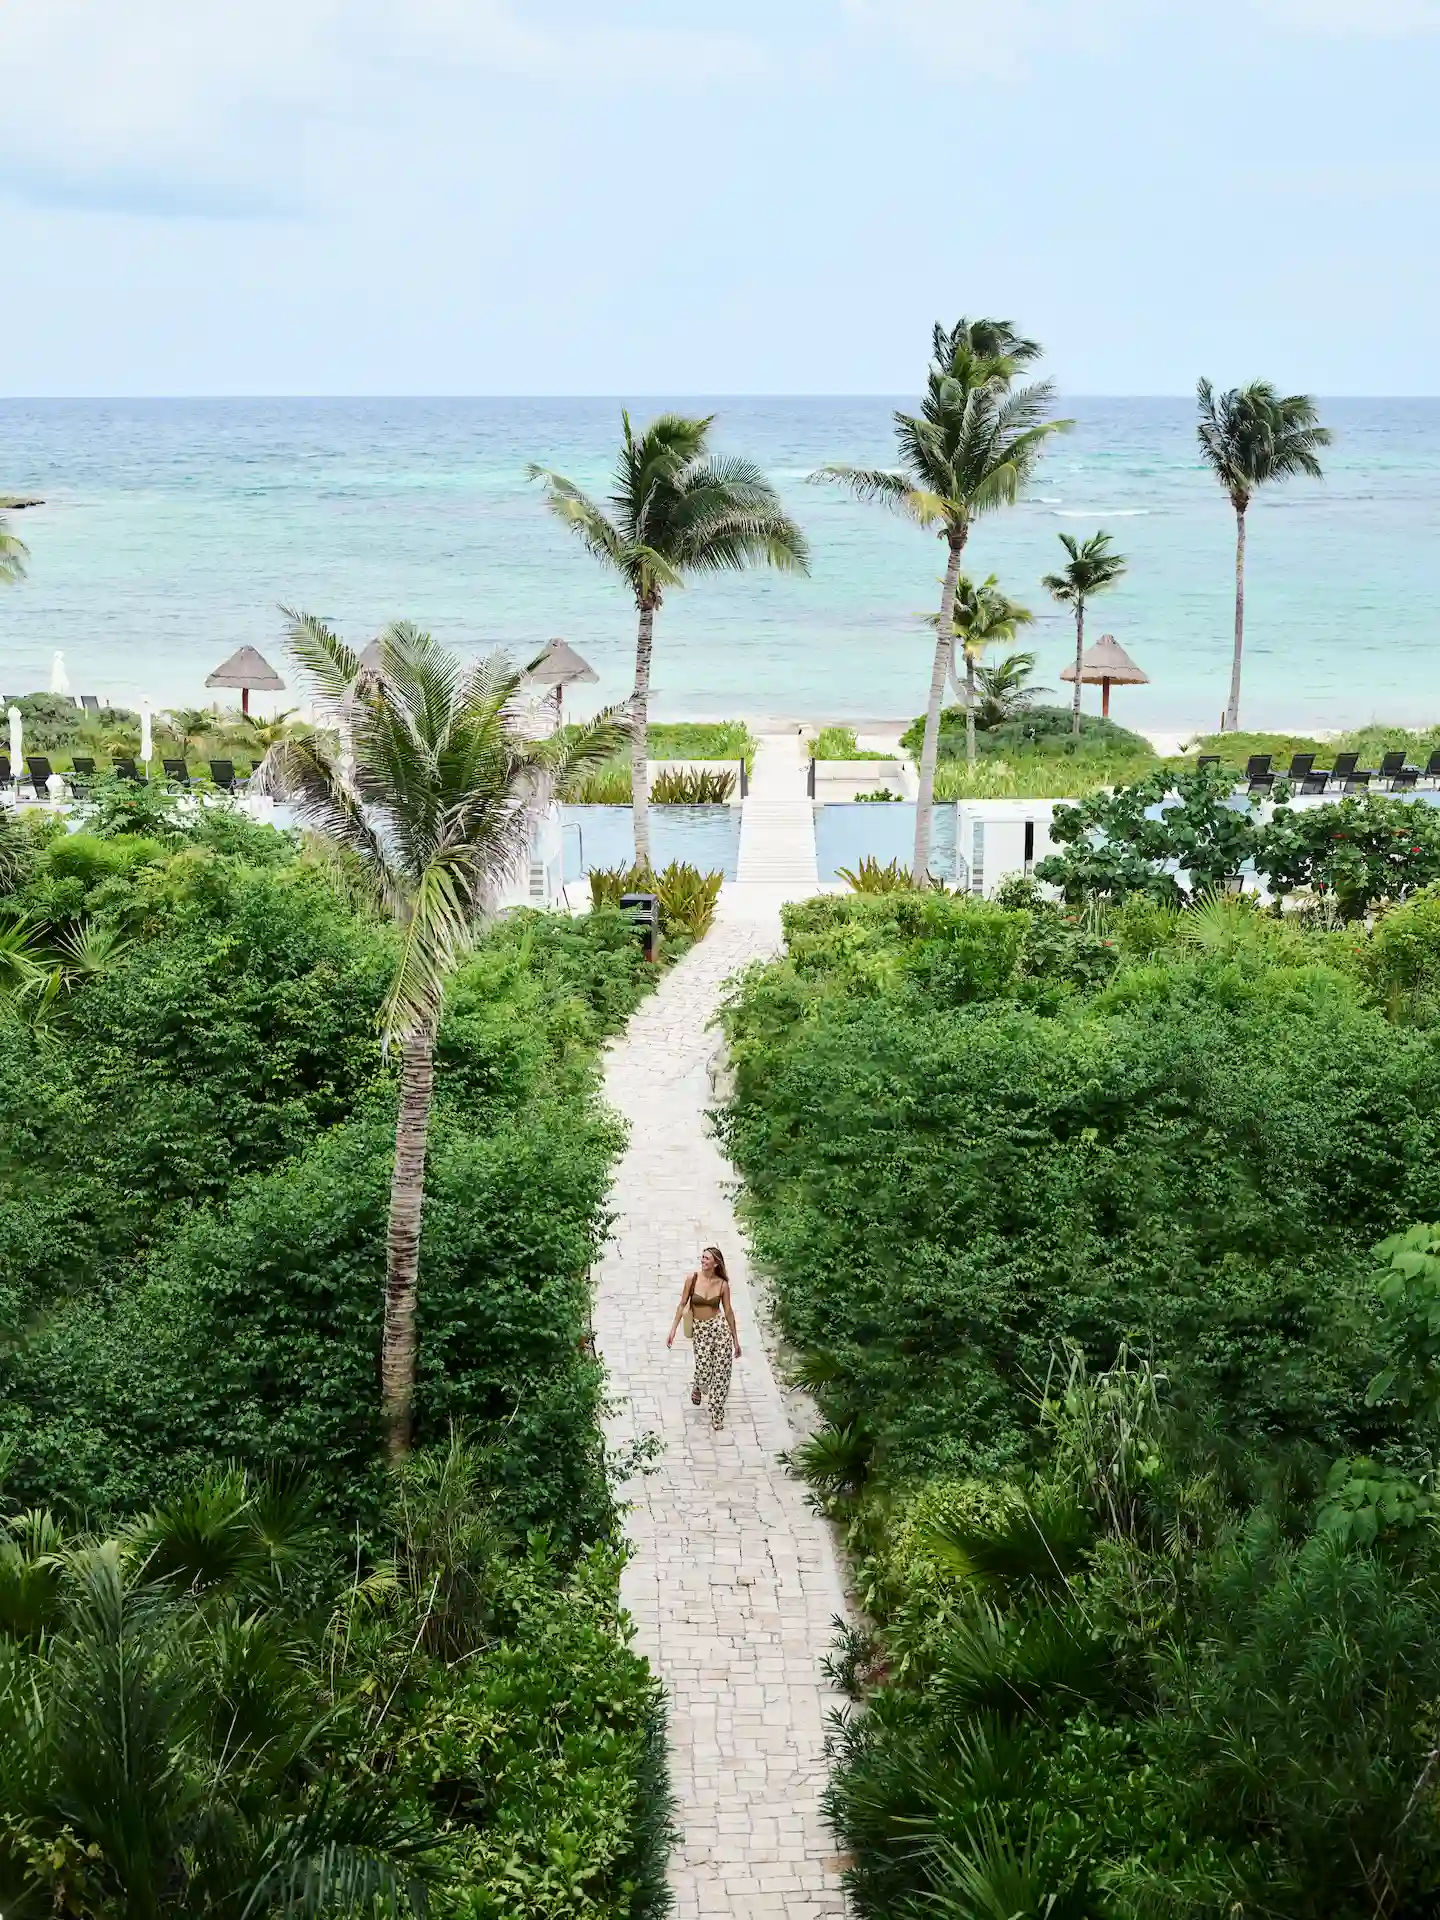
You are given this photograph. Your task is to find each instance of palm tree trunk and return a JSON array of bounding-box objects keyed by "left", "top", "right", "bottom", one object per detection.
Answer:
[
  {"left": 383, "top": 1022, "right": 436, "bottom": 1462},
  {"left": 632, "top": 602, "right": 655, "bottom": 866},
  {"left": 965, "top": 653, "right": 978, "bottom": 769},
  {"left": 1071, "top": 600, "right": 1085, "bottom": 734},
  {"left": 913, "top": 533, "right": 966, "bottom": 884},
  {"left": 1225, "top": 507, "right": 1247, "bottom": 732}
]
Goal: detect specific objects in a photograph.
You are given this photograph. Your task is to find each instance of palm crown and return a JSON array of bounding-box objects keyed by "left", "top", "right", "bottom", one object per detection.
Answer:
[
  {"left": 1196, "top": 379, "right": 1331, "bottom": 512},
  {"left": 951, "top": 573, "right": 1035, "bottom": 664},
  {"left": 1042, "top": 530, "right": 1128, "bottom": 608},
  {"left": 262, "top": 612, "right": 616, "bottom": 1044},
  {"left": 0, "top": 515, "right": 29, "bottom": 585},
  {"left": 528, "top": 412, "right": 808, "bottom": 613}
]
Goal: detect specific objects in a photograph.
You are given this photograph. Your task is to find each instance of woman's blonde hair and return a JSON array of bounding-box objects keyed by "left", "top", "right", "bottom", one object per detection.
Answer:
[{"left": 701, "top": 1245, "right": 730, "bottom": 1284}]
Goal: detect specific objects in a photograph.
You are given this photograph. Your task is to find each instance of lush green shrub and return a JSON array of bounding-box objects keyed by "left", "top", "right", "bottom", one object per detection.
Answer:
[
  {"left": 1256, "top": 792, "right": 1440, "bottom": 918},
  {"left": 649, "top": 767, "right": 736, "bottom": 803},
  {"left": 904, "top": 703, "right": 1152, "bottom": 762}
]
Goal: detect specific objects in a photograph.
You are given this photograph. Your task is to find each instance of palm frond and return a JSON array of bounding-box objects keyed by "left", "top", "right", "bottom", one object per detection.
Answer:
[
  {"left": 0, "top": 517, "right": 30, "bottom": 586},
  {"left": 810, "top": 463, "right": 939, "bottom": 526},
  {"left": 279, "top": 607, "right": 363, "bottom": 714},
  {"left": 257, "top": 736, "right": 396, "bottom": 891}
]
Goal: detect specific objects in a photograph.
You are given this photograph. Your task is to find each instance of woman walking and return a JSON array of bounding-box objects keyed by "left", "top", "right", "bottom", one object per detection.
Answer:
[{"left": 667, "top": 1246, "right": 741, "bottom": 1430}]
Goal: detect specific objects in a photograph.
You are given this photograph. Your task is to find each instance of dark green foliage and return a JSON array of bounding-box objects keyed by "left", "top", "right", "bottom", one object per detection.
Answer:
[
  {"left": 903, "top": 703, "right": 1151, "bottom": 761},
  {"left": 0, "top": 1450, "right": 669, "bottom": 1919},
  {"left": 1036, "top": 765, "right": 1260, "bottom": 904},
  {"left": 723, "top": 877, "right": 1440, "bottom": 1919},
  {"left": 1257, "top": 791, "right": 1440, "bottom": 918}
]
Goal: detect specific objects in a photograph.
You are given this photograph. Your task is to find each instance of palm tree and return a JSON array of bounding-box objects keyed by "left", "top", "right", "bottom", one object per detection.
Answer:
[
  {"left": 162, "top": 706, "right": 218, "bottom": 761},
  {"left": 1041, "top": 531, "right": 1128, "bottom": 734},
  {"left": 974, "top": 651, "right": 1047, "bottom": 731},
  {"left": 813, "top": 319, "right": 1068, "bottom": 881},
  {"left": 943, "top": 575, "right": 1035, "bottom": 767},
  {"left": 233, "top": 705, "right": 308, "bottom": 754},
  {"left": 259, "top": 613, "right": 618, "bottom": 1459},
  {"left": 1196, "top": 379, "right": 1331, "bottom": 732},
  {"left": 529, "top": 414, "right": 809, "bottom": 863},
  {"left": 0, "top": 513, "right": 28, "bottom": 585}
]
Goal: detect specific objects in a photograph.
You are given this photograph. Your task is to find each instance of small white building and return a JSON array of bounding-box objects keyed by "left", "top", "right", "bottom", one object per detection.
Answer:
[{"left": 955, "top": 799, "right": 1060, "bottom": 896}]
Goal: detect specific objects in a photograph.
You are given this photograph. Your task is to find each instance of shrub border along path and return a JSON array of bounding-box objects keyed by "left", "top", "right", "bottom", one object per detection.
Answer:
[{"left": 596, "top": 887, "right": 849, "bottom": 1919}]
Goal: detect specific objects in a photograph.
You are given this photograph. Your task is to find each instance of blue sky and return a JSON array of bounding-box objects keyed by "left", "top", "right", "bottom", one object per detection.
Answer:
[{"left": 1, "top": 0, "right": 1436, "bottom": 395}]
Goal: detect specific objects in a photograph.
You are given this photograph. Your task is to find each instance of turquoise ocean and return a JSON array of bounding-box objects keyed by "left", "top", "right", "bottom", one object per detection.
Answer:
[{"left": 0, "top": 396, "right": 1436, "bottom": 732}]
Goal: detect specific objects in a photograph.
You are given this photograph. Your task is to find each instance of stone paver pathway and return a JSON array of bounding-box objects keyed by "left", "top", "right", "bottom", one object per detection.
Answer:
[{"left": 596, "top": 890, "right": 849, "bottom": 1918}]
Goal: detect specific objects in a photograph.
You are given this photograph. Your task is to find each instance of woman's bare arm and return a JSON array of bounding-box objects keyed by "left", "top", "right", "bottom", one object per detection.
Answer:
[{"left": 666, "top": 1272, "right": 697, "bottom": 1347}]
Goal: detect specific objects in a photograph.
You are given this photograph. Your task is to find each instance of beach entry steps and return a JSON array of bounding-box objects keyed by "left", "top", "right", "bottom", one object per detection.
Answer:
[
  {"left": 595, "top": 896, "right": 850, "bottom": 1917},
  {"left": 736, "top": 734, "right": 820, "bottom": 888}
]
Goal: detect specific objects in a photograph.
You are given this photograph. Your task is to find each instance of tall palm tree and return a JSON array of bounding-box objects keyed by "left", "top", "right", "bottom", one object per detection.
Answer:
[
  {"left": 0, "top": 513, "right": 28, "bottom": 585},
  {"left": 1196, "top": 379, "right": 1331, "bottom": 732},
  {"left": 259, "top": 613, "right": 618, "bottom": 1459},
  {"left": 529, "top": 414, "right": 809, "bottom": 863},
  {"left": 813, "top": 319, "right": 1068, "bottom": 881},
  {"left": 943, "top": 574, "right": 1034, "bottom": 767},
  {"left": 1041, "top": 531, "right": 1128, "bottom": 734}
]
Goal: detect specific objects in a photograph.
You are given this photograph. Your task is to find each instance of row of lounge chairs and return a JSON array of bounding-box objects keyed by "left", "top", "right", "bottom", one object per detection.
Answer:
[
  {"left": 1, "top": 755, "right": 253, "bottom": 797},
  {"left": 1198, "top": 750, "right": 1440, "bottom": 796}
]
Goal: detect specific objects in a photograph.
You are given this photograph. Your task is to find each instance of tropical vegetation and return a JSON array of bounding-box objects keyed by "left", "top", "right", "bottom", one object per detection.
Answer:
[
  {"left": 258, "top": 614, "right": 619, "bottom": 1460},
  {"left": 531, "top": 414, "right": 806, "bottom": 862},
  {"left": 1196, "top": 378, "right": 1331, "bottom": 731},
  {"left": 0, "top": 775, "right": 674, "bottom": 1916},
  {"left": 942, "top": 574, "right": 1035, "bottom": 766},
  {"left": 719, "top": 873, "right": 1440, "bottom": 1918},
  {"left": 812, "top": 319, "right": 1068, "bottom": 881}
]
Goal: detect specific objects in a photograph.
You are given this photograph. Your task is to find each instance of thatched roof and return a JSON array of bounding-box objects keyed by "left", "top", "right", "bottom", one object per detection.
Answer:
[
  {"left": 527, "top": 638, "right": 598, "bottom": 688},
  {"left": 1060, "top": 633, "right": 1149, "bottom": 686},
  {"left": 206, "top": 645, "right": 286, "bottom": 691}
]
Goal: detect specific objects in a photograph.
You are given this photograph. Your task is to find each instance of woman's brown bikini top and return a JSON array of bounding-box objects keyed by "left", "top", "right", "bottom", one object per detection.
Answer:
[{"left": 690, "top": 1282, "right": 725, "bottom": 1313}]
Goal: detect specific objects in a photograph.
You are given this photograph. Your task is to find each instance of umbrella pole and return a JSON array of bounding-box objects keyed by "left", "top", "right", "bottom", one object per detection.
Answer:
[
  {"left": 1101, "top": 677, "right": 1111, "bottom": 719},
  {"left": 242, "top": 687, "right": 250, "bottom": 717}
]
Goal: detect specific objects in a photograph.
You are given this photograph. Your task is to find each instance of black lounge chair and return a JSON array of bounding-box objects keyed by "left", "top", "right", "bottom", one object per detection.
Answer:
[
  {"left": 162, "top": 757, "right": 191, "bottom": 787},
  {"left": 68, "top": 756, "right": 96, "bottom": 790},
  {"left": 25, "top": 755, "right": 55, "bottom": 797},
  {"left": 1247, "top": 772, "right": 1274, "bottom": 795},
  {"left": 1197, "top": 754, "right": 1222, "bottom": 771},
  {"left": 208, "top": 758, "right": 240, "bottom": 791},
  {"left": 112, "top": 756, "right": 141, "bottom": 781},
  {"left": 0, "top": 755, "right": 10, "bottom": 787},
  {"left": 1341, "top": 771, "right": 1372, "bottom": 794},
  {"left": 80, "top": 694, "right": 101, "bottom": 715},
  {"left": 1423, "top": 750, "right": 1440, "bottom": 786},
  {"left": 1299, "top": 773, "right": 1329, "bottom": 795},
  {"left": 1284, "top": 753, "right": 1316, "bottom": 780},
  {"left": 1378, "top": 751, "right": 1409, "bottom": 785},
  {"left": 1245, "top": 754, "right": 1272, "bottom": 780},
  {"left": 1326, "top": 752, "right": 1359, "bottom": 785},
  {"left": 1391, "top": 767, "right": 1419, "bottom": 792}
]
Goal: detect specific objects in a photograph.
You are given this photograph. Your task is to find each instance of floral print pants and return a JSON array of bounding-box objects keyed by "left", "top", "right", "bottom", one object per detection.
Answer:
[{"left": 690, "top": 1315, "right": 733, "bottom": 1429}]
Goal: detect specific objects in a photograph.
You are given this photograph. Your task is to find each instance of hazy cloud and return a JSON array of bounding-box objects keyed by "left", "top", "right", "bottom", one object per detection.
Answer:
[
  {"left": 843, "top": 0, "right": 1440, "bottom": 64},
  {"left": 0, "top": 1, "right": 758, "bottom": 214}
]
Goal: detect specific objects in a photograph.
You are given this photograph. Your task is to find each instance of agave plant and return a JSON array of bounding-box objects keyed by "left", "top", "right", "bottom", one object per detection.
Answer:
[{"left": 836, "top": 856, "right": 913, "bottom": 894}]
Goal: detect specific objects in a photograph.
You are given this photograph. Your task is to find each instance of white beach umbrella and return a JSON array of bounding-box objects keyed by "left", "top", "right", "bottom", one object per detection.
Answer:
[
  {"left": 7, "top": 706, "right": 21, "bottom": 786},
  {"left": 139, "top": 698, "right": 153, "bottom": 770},
  {"left": 50, "top": 650, "right": 70, "bottom": 697}
]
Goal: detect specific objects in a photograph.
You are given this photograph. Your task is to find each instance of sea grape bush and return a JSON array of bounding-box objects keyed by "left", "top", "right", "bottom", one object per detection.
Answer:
[
  {"left": 0, "top": 813, "right": 672, "bottom": 1917},
  {"left": 719, "top": 883, "right": 1440, "bottom": 1917}
]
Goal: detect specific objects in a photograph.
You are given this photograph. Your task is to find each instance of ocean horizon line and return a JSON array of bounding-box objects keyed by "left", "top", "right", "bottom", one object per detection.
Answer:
[{"left": 5, "top": 391, "right": 1440, "bottom": 406}]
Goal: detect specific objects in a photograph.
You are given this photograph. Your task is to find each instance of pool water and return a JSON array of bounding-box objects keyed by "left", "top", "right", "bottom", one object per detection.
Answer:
[
  {"left": 814, "top": 802, "right": 960, "bottom": 883},
  {"left": 561, "top": 805, "right": 742, "bottom": 881}
]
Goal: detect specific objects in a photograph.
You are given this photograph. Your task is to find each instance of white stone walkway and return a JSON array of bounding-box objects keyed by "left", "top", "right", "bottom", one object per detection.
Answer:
[
  {"left": 596, "top": 890, "right": 849, "bottom": 1918},
  {"left": 736, "top": 733, "right": 819, "bottom": 887}
]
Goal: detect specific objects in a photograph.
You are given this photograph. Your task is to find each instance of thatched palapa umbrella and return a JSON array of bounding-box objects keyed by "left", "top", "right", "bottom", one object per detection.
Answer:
[
  {"left": 206, "top": 644, "right": 286, "bottom": 717},
  {"left": 1060, "top": 632, "right": 1149, "bottom": 719},
  {"left": 526, "top": 638, "right": 598, "bottom": 721}
]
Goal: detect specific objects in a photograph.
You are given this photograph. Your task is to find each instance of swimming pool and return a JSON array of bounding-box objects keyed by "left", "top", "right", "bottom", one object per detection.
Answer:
[
  {"left": 814, "top": 802, "right": 961, "bottom": 883},
  {"left": 561, "top": 805, "right": 742, "bottom": 881}
]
